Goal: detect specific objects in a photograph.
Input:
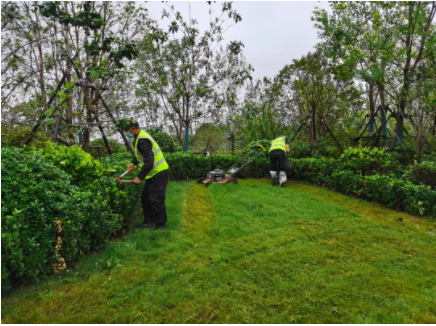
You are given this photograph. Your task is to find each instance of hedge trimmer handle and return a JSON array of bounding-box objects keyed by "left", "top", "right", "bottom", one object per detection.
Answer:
[{"left": 116, "top": 166, "right": 135, "bottom": 181}]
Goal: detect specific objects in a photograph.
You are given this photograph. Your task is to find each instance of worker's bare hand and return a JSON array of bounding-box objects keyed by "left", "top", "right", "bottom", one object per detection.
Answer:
[
  {"left": 132, "top": 177, "right": 142, "bottom": 184},
  {"left": 128, "top": 163, "right": 135, "bottom": 170}
]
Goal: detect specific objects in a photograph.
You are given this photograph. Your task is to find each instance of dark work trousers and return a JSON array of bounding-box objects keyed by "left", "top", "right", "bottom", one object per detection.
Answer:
[
  {"left": 270, "top": 149, "right": 286, "bottom": 174},
  {"left": 141, "top": 170, "right": 169, "bottom": 227}
]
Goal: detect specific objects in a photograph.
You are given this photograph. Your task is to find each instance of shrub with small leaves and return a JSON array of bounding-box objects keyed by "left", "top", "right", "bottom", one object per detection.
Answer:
[
  {"left": 1, "top": 148, "right": 88, "bottom": 282},
  {"left": 337, "top": 147, "right": 401, "bottom": 176},
  {"left": 1, "top": 147, "right": 143, "bottom": 290},
  {"left": 405, "top": 161, "right": 436, "bottom": 190}
]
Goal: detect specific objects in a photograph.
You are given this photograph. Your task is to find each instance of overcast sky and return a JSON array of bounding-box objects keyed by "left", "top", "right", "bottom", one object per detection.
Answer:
[{"left": 144, "top": 1, "right": 331, "bottom": 81}]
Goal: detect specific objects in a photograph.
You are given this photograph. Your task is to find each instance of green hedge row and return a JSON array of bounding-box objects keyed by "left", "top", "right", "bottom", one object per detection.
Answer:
[
  {"left": 163, "top": 150, "right": 436, "bottom": 217},
  {"left": 405, "top": 161, "right": 436, "bottom": 190},
  {"left": 326, "top": 172, "right": 436, "bottom": 217},
  {"left": 1, "top": 146, "right": 142, "bottom": 291},
  {"left": 3, "top": 146, "right": 435, "bottom": 291}
]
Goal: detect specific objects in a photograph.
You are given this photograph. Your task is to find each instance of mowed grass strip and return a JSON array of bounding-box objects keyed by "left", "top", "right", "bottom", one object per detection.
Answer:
[
  {"left": 2, "top": 180, "right": 436, "bottom": 323},
  {"left": 182, "top": 183, "right": 215, "bottom": 241}
]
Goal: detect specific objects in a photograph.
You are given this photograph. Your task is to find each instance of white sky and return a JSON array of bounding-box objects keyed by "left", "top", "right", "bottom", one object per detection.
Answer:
[{"left": 144, "top": 1, "right": 331, "bottom": 80}]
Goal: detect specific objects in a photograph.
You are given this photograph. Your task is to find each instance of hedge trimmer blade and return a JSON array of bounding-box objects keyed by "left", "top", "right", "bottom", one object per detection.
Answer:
[{"left": 101, "top": 166, "right": 135, "bottom": 183}]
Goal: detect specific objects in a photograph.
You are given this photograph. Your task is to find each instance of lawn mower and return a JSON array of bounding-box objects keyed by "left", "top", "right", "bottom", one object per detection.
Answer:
[{"left": 197, "top": 145, "right": 266, "bottom": 187}]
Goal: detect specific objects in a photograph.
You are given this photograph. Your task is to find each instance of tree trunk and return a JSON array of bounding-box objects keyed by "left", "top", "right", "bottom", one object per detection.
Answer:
[
  {"left": 82, "top": 126, "right": 90, "bottom": 151},
  {"left": 98, "top": 95, "right": 135, "bottom": 157},
  {"left": 368, "top": 83, "right": 375, "bottom": 134},
  {"left": 309, "top": 107, "right": 315, "bottom": 154},
  {"left": 378, "top": 85, "right": 388, "bottom": 147},
  {"left": 184, "top": 121, "right": 190, "bottom": 153},
  {"left": 63, "top": 20, "right": 74, "bottom": 145},
  {"left": 390, "top": 112, "right": 404, "bottom": 149},
  {"left": 416, "top": 135, "right": 426, "bottom": 163},
  {"left": 184, "top": 96, "right": 190, "bottom": 152}
]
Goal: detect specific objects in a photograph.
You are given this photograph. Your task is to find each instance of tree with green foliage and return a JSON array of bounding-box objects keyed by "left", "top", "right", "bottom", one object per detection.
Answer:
[
  {"left": 313, "top": 2, "right": 436, "bottom": 160},
  {"left": 192, "top": 123, "right": 226, "bottom": 153},
  {"left": 235, "top": 78, "right": 291, "bottom": 143},
  {"left": 135, "top": 2, "right": 253, "bottom": 152},
  {"left": 2, "top": 2, "right": 148, "bottom": 152},
  {"left": 147, "top": 130, "right": 183, "bottom": 154},
  {"left": 88, "top": 138, "right": 126, "bottom": 158},
  {"left": 313, "top": 2, "right": 392, "bottom": 138},
  {"left": 274, "top": 51, "right": 363, "bottom": 153}
]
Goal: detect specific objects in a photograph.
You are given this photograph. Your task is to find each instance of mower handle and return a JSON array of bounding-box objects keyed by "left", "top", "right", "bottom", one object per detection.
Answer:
[{"left": 255, "top": 145, "right": 266, "bottom": 152}]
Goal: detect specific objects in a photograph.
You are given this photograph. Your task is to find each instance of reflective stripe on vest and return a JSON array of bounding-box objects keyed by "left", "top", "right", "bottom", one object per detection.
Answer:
[
  {"left": 269, "top": 136, "right": 286, "bottom": 153},
  {"left": 135, "top": 130, "right": 169, "bottom": 179}
]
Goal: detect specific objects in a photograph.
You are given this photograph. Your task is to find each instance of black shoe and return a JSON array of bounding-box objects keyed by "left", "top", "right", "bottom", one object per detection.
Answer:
[
  {"left": 152, "top": 225, "right": 166, "bottom": 231},
  {"left": 279, "top": 183, "right": 285, "bottom": 187},
  {"left": 136, "top": 223, "right": 153, "bottom": 229}
]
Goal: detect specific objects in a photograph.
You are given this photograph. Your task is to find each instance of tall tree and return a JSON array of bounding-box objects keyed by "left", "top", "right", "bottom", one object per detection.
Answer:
[
  {"left": 2, "top": 1, "right": 148, "bottom": 153},
  {"left": 274, "top": 51, "right": 363, "bottom": 153},
  {"left": 136, "top": 2, "right": 253, "bottom": 152}
]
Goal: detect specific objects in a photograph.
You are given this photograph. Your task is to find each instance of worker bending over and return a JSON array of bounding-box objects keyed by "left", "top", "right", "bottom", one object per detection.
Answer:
[
  {"left": 269, "top": 136, "right": 290, "bottom": 187},
  {"left": 123, "top": 120, "right": 169, "bottom": 230}
]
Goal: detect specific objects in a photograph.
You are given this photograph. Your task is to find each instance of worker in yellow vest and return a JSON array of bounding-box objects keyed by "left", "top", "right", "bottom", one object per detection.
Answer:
[
  {"left": 124, "top": 120, "right": 170, "bottom": 230},
  {"left": 269, "top": 136, "right": 290, "bottom": 187}
]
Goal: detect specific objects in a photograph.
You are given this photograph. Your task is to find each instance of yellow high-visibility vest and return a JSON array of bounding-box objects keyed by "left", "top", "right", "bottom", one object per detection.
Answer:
[
  {"left": 269, "top": 136, "right": 286, "bottom": 153},
  {"left": 135, "top": 130, "right": 169, "bottom": 179}
]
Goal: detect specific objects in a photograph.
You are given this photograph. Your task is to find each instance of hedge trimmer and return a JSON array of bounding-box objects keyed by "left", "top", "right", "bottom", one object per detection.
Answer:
[{"left": 101, "top": 166, "right": 136, "bottom": 183}]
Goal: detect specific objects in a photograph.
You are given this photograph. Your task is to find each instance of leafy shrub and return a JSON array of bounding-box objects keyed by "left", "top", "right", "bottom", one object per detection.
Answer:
[
  {"left": 337, "top": 147, "right": 401, "bottom": 176},
  {"left": 289, "top": 140, "right": 311, "bottom": 159},
  {"left": 1, "top": 124, "right": 50, "bottom": 149},
  {"left": 1, "top": 148, "right": 89, "bottom": 281},
  {"left": 325, "top": 171, "right": 436, "bottom": 217},
  {"left": 314, "top": 137, "right": 342, "bottom": 159},
  {"left": 88, "top": 138, "right": 127, "bottom": 158},
  {"left": 42, "top": 143, "right": 102, "bottom": 187},
  {"left": 290, "top": 157, "right": 338, "bottom": 184},
  {"left": 42, "top": 144, "right": 142, "bottom": 228},
  {"left": 148, "top": 131, "right": 183, "bottom": 153},
  {"left": 2, "top": 147, "right": 142, "bottom": 288},
  {"left": 405, "top": 161, "right": 436, "bottom": 190},
  {"left": 326, "top": 171, "right": 365, "bottom": 196},
  {"left": 243, "top": 140, "right": 272, "bottom": 156},
  {"left": 165, "top": 152, "right": 211, "bottom": 180}
]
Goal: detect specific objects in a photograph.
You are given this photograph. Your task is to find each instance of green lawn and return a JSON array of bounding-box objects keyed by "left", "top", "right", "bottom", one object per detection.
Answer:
[{"left": 2, "top": 180, "right": 436, "bottom": 323}]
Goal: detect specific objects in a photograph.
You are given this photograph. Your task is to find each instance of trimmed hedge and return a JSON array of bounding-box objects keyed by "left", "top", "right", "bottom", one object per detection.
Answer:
[
  {"left": 290, "top": 157, "right": 338, "bottom": 184},
  {"left": 337, "top": 147, "right": 401, "bottom": 176},
  {"left": 326, "top": 172, "right": 436, "bottom": 217},
  {"left": 1, "top": 147, "right": 142, "bottom": 290},
  {"left": 405, "top": 161, "right": 436, "bottom": 190}
]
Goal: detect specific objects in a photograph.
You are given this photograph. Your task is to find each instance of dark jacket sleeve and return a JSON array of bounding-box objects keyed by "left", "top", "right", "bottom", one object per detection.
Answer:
[{"left": 133, "top": 138, "right": 154, "bottom": 180}]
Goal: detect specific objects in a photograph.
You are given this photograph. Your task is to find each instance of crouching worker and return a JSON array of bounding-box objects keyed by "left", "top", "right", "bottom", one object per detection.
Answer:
[
  {"left": 269, "top": 136, "right": 290, "bottom": 187},
  {"left": 120, "top": 119, "right": 169, "bottom": 230}
]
